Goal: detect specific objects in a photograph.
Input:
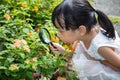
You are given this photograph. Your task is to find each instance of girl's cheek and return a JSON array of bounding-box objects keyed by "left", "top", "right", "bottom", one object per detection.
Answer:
[
  {"left": 57, "top": 32, "right": 61, "bottom": 38},
  {"left": 57, "top": 33, "right": 64, "bottom": 41}
]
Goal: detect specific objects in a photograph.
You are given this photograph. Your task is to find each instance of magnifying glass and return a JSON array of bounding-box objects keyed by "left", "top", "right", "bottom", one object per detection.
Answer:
[{"left": 39, "top": 28, "right": 57, "bottom": 48}]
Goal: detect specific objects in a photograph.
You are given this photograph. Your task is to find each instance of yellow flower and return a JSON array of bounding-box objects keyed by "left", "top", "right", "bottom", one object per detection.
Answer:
[
  {"left": 54, "top": 54, "right": 58, "bottom": 58},
  {"left": 21, "top": 3, "right": 28, "bottom": 8},
  {"left": 14, "top": 39, "right": 27, "bottom": 48},
  {"left": 14, "top": 39, "right": 20, "bottom": 43},
  {"left": 14, "top": 39, "right": 21, "bottom": 48},
  {"left": 23, "top": 45, "right": 30, "bottom": 53},
  {"left": 32, "top": 65, "right": 37, "bottom": 70},
  {"left": 55, "top": 37, "right": 59, "bottom": 43},
  {"left": 34, "top": 6, "right": 39, "bottom": 12},
  {"left": 14, "top": 39, "right": 30, "bottom": 53},
  {"left": 27, "top": 32, "right": 33, "bottom": 37},
  {"left": 24, "top": 59, "right": 30, "bottom": 64},
  {"left": 14, "top": 42, "right": 21, "bottom": 48},
  {"left": 63, "top": 45, "right": 68, "bottom": 49},
  {"left": 51, "top": 36, "right": 55, "bottom": 42},
  {"left": 20, "top": 79, "right": 26, "bottom": 80},
  {"left": 57, "top": 77, "right": 66, "bottom": 80},
  {"left": 21, "top": 39, "right": 27, "bottom": 44},
  {"left": 4, "top": 14, "right": 10, "bottom": 19},
  {"left": 9, "top": 64, "right": 19, "bottom": 71}
]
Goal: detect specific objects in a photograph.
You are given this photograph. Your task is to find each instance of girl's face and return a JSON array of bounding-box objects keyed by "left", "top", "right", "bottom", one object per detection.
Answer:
[
  {"left": 57, "top": 28, "right": 80, "bottom": 43},
  {"left": 54, "top": 19, "right": 83, "bottom": 43}
]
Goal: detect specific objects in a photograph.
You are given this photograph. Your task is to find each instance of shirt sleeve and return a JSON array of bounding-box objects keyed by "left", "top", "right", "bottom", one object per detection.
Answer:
[
  {"left": 95, "top": 31, "right": 120, "bottom": 50},
  {"left": 90, "top": 30, "right": 120, "bottom": 60}
]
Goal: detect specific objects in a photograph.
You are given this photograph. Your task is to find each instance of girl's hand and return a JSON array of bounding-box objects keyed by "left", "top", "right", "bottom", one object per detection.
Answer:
[
  {"left": 50, "top": 43, "right": 65, "bottom": 53},
  {"left": 100, "top": 60, "right": 120, "bottom": 72}
]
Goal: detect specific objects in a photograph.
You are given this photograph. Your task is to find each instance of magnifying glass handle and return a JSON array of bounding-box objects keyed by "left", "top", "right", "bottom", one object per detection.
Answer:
[{"left": 50, "top": 42, "right": 57, "bottom": 49}]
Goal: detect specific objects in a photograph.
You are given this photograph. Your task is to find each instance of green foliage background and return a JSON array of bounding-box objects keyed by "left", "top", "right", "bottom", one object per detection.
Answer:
[{"left": 0, "top": 0, "right": 75, "bottom": 80}]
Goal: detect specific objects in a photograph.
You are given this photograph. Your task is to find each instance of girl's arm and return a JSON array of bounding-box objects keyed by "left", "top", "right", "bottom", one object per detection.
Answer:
[
  {"left": 98, "top": 47, "right": 120, "bottom": 71},
  {"left": 100, "top": 60, "right": 120, "bottom": 72}
]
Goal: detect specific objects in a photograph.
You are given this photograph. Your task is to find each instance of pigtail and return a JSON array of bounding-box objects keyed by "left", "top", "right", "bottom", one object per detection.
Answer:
[{"left": 95, "top": 9, "right": 115, "bottom": 39}]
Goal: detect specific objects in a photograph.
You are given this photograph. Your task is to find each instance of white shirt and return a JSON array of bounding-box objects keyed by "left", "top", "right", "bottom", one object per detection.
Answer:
[{"left": 72, "top": 30, "right": 120, "bottom": 80}]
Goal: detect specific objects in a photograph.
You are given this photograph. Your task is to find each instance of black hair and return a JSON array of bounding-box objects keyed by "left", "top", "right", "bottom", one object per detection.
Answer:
[{"left": 52, "top": 0, "right": 115, "bottom": 39}]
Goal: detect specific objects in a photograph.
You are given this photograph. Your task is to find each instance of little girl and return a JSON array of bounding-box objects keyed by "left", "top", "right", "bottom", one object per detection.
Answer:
[{"left": 50, "top": 0, "right": 120, "bottom": 80}]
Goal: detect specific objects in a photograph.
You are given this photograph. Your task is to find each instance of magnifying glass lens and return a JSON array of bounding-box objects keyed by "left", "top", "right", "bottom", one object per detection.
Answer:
[
  {"left": 42, "top": 30, "right": 50, "bottom": 42},
  {"left": 39, "top": 28, "right": 51, "bottom": 44},
  {"left": 39, "top": 28, "right": 57, "bottom": 49}
]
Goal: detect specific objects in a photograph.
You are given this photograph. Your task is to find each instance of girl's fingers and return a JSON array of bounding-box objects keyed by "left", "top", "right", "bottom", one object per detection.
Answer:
[{"left": 49, "top": 43, "right": 65, "bottom": 53}]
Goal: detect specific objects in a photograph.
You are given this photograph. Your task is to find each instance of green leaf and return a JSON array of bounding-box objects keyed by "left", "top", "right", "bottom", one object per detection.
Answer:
[
  {"left": 3, "top": 29, "right": 11, "bottom": 34},
  {"left": 5, "top": 70, "right": 10, "bottom": 76},
  {"left": 0, "top": 56, "right": 4, "bottom": 59},
  {"left": 0, "top": 66, "right": 7, "bottom": 70},
  {"left": 26, "top": 71, "right": 34, "bottom": 79},
  {"left": 18, "top": 53, "right": 25, "bottom": 59},
  {"left": 7, "top": 58, "right": 15, "bottom": 63},
  {"left": 23, "top": 28, "right": 29, "bottom": 34},
  {"left": 0, "top": 50, "right": 8, "bottom": 55}
]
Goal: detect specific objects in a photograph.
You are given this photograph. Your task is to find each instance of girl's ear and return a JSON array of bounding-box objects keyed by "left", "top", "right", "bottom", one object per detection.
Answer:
[{"left": 78, "top": 25, "right": 87, "bottom": 36}]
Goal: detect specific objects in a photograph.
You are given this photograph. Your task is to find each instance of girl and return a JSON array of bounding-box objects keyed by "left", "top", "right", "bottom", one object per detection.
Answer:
[{"left": 50, "top": 0, "right": 120, "bottom": 80}]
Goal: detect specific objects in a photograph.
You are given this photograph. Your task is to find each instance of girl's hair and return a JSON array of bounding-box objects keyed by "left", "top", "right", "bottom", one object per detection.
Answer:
[{"left": 52, "top": 0, "right": 115, "bottom": 39}]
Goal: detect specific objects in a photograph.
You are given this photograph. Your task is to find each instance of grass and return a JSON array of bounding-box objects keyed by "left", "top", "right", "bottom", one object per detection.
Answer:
[{"left": 109, "top": 16, "right": 120, "bottom": 24}]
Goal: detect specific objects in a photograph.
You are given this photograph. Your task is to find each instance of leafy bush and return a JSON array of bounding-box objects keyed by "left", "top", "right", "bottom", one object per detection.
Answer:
[{"left": 0, "top": 0, "right": 73, "bottom": 80}]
